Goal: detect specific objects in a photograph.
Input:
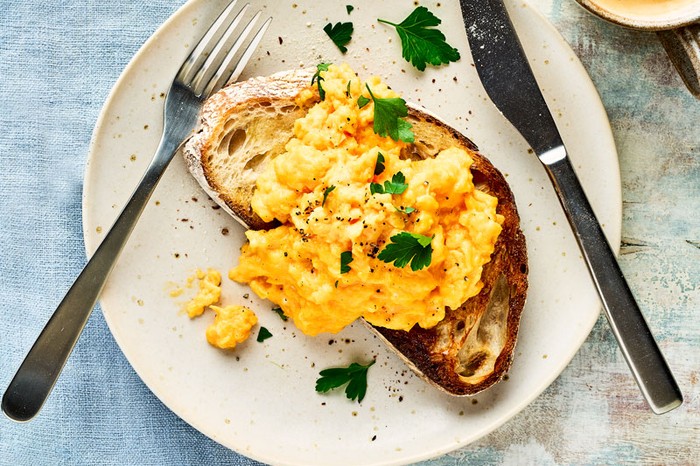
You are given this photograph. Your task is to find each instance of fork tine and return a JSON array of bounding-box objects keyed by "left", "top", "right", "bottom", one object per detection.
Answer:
[
  {"left": 189, "top": 4, "right": 252, "bottom": 95},
  {"left": 202, "top": 15, "right": 272, "bottom": 98},
  {"left": 176, "top": 0, "right": 241, "bottom": 84}
]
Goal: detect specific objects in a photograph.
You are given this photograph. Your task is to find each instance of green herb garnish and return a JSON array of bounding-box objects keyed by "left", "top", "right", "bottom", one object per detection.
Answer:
[
  {"left": 365, "top": 84, "right": 414, "bottom": 143},
  {"left": 378, "top": 6, "right": 460, "bottom": 71},
  {"left": 378, "top": 232, "right": 433, "bottom": 271},
  {"left": 311, "top": 63, "right": 331, "bottom": 100},
  {"left": 374, "top": 153, "right": 385, "bottom": 175},
  {"left": 272, "top": 307, "right": 288, "bottom": 321},
  {"left": 340, "top": 250, "right": 353, "bottom": 274},
  {"left": 346, "top": 5, "right": 354, "bottom": 14},
  {"left": 370, "top": 171, "right": 407, "bottom": 195},
  {"left": 322, "top": 185, "right": 336, "bottom": 206},
  {"left": 257, "top": 326, "right": 273, "bottom": 342},
  {"left": 323, "top": 22, "right": 353, "bottom": 53},
  {"left": 395, "top": 205, "right": 416, "bottom": 214},
  {"left": 315, "top": 359, "right": 375, "bottom": 403},
  {"left": 357, "top": 95, "right": 370, "bottom": 109}
]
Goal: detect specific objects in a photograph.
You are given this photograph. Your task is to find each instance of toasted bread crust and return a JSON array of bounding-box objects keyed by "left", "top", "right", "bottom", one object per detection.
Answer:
[{"left": 183, "top": 69, "right": 528, "bottom": 396}]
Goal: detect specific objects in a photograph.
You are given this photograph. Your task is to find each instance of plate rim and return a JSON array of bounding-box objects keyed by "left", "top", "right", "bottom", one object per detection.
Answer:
[{"left": 82, "top": 0, "right": 621, "bottom": 464}]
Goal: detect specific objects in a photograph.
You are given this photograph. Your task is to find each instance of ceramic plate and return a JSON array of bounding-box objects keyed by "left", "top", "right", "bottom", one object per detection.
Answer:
[{"left": 83, "top": 0, "right": 620, "bottom": 464}]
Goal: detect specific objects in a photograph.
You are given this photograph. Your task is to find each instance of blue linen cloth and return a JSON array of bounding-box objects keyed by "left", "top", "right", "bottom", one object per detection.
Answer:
[
  {"left": 2, "top": 0, "right": 698, "bottom": 465},
  {"left": 0, "top": 1, "right": 260, "bottom": 464}
]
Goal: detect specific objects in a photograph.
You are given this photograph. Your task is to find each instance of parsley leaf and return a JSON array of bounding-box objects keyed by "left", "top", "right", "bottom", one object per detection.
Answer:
[
  {"left": 257, "top": 326, "right": 273, "bottom": 342},
  {"left": 323, "top": 22, "right": 353, "bottom": 53},
  {"left": 384, "top": 172, "right": 407, "bottom": 194},
  {"left": 366, "top": 84, "right": 414, "bottom": 143},
  {"left": 272, "top": 307, "right": 288, "bottom": 321},
  {"left": 395, "top": 205, "right": 416, "bottom": 214},
  {"left": 311, "top": 63, "right": 331, "bottom": 100},
  {"left": 315, "top": 360, "right": 375, "bottom": 403},
  {"left": 357, "top": 95, "right": 370, "bottom": 108},
  {"left": 340, "top": 250, "right": 353, "bottom": 274},
  {"left": 378, "top": 6, "right": 460, "bottom": 71},
  {"left": 374, "top": 153, "right": 385, "bottom": 175},
  {"left": 346, "top": 5, "right": 354, "bottom": 14},
  {"left": 370, "top": 171, "right": 408, "bottom": 195},
  {"left": 322, "top": 185, "right": 336, "bottom": 206},
  {"left": 395, "top": 118, "right": 415, "bottom": 143},
  {"left": 378, "top": 232, "right": 433, "bottom": 271}
]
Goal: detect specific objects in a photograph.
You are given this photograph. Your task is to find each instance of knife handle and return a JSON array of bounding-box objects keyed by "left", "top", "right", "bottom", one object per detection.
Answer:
[{"left": 544, "top": 152, "right": 682, "bottom": 414}]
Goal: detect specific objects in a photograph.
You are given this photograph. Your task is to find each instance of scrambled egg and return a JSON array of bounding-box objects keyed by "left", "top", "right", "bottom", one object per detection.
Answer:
[
  {"left": 185, "top": 268, "right": 222, "bottom": 318},
  {"left": 205, "top": 305, "right": 258, "bottom": 349},
  {"left": 183, "top": 268, "right": 258, "bottom": 349},
  {"left": 230, "top": 64, "right": 503, "bottom": 336}
]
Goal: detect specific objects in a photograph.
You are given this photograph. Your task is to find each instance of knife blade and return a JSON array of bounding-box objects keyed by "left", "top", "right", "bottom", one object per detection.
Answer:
[{"left": 459, "top": 0, "right": 682, "bottom": 414}]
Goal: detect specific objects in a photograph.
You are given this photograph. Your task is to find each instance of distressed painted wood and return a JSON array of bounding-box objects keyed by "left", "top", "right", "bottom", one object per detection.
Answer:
[{"left": 425, "top": 0, "right": 700, "bottom": 464}]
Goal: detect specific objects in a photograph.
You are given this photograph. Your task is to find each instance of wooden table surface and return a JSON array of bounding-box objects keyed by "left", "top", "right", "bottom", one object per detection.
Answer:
[{"left": 425, "top": 0, "right": 700, "bottom": 464}]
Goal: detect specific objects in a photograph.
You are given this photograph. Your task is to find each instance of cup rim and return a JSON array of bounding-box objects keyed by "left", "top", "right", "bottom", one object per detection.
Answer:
[{"left": 575, "top": 0, "right": 700, "bottom": 31}]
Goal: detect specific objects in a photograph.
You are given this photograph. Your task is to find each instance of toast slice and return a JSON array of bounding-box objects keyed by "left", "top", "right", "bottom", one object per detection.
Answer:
[{"left": 183, "top": 68, "right": 528, "bottom": 395}]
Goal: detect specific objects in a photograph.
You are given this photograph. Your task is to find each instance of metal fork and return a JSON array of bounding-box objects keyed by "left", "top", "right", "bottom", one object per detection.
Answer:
[{"left": 2, "top": 0, "right": 271, "bottom": 422}]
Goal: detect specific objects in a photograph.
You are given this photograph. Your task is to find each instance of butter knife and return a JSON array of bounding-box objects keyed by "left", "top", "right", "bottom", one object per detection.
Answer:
[{"left": 459, "top": 0, "right": 682, "bottom": 414}]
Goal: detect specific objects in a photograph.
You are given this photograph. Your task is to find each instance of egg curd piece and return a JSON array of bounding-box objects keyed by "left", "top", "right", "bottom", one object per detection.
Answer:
[
  {"left": 186, "top": 268, "right": 222, "bottom": 318},
  {"left": 230, "top": 63, "right": 504, "bottom": 336},
  {"left": 206, "top": 305, "right": 258, "bottom": 349}
]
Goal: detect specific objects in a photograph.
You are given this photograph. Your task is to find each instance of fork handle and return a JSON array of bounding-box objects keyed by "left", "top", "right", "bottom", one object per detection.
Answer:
[
  {"left": 543, "top": 150, "right": 683, "bottom": 414},
  {"left": 2, "top": 133, "right": 182, "bottom": 422}
]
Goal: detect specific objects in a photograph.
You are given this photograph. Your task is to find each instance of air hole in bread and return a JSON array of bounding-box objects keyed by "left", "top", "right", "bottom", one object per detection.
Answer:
[
  {"left": 223, "top": 119, "right": 238, "bottom": 132},
  {"left": 244, "top": 151, "right": 270, "bottom": 171},
  {"left": 476, "top": 274, "right": 509, "bottom": 344},
  {"left": 456, "top": 274, "right": 509, "bottom": 382},
  {"left": 421, "top": 141, "right": 435, "bottom": 152},
  {"left": 472, "top": 171, "right": 487, "bottom": 186},
  {"left": 452, "top": 319, "right": 467, "bottom": 341},
  {"left": 399, "top": 146, "right": 425, "bottom": 161},
  {"left": 226, "top": 129, "right": 247, "bottom": 157},
  {"left": 473, "top": 173, "right": 490, "bottom": 195},
  {"left": 460, "top": 352, "right": 488, "bottom": 378}
]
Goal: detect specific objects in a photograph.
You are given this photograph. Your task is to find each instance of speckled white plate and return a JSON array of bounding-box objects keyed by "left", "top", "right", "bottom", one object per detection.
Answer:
[{"left": 83, "top": 1, "right": 621, "bottom": 464}]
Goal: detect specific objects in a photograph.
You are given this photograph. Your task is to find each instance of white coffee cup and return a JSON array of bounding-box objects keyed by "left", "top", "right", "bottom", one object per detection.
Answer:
[{"left": 575, "top": 0, "right": 700, "bottom": 98}]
